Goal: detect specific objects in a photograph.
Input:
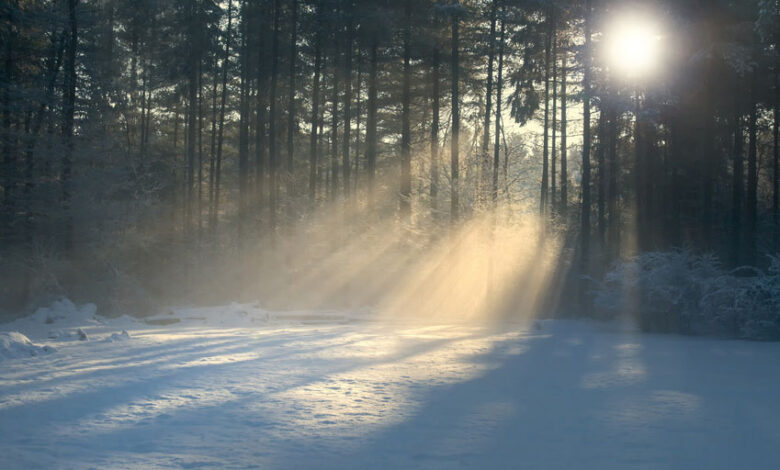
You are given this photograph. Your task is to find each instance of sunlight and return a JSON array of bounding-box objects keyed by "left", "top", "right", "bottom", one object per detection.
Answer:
[
  {"left": 227, "top": 164, "right": 566, "bottom": 326},
  {"left": 604, "top": 14, "right": 662, "bottom": 78},
  {"left": 271, "top": 325, "right": 523, "bottom": 438},
  {"left": 374, "top": 212, "right": 562, "bottom": 324}
]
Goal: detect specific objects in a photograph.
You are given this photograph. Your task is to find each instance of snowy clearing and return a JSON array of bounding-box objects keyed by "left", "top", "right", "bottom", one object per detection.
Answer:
[{"left": 1, "top": 302, "right": 779, "bottom": 469}]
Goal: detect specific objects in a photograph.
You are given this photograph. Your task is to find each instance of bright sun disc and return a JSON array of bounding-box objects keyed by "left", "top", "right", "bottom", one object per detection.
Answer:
[{"left": 606, "top": 16, "right": 661, "bottom": 78}]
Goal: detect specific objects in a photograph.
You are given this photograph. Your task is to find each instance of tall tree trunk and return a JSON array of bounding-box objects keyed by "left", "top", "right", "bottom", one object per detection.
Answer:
[
  {"left": 342, "top": 6, "right": 353, "bottom": 198},
  {"left": 187, "top": 76, "right": 196, "bottom": 232},
  {"left": 551, "top": 27, "right": 557, "bottom": 211},
  {"left": 238, "top": 0, "right": 250, "bottom": 245},
  {"left": 559, "top": 47, "right": 567, "bottom": 214},
  {"left": 773, "top": 65, "right": 779, "bottom": 250},
  {"left": 268, "top": 0, "right": 281, "bottom": 227},
  {"left": 481, "top": 0, "right": 497, "bottom": 204},
  {"left": 174, "top": 105, "right": 180, "bottom": 149},
  {"left": 255, "top": 9, "right": 267, "bottom": 212},
  {"left": 400, "top": 0, "right": 412, "bottom": 221},
  {"left": 731, "top": 100, "right": 743, "bottom": 266},
  {"left": 209, "top": 56, "right": 218, "bottom": 215},
  {"left": 540, "top": 12, "right": 552, "bottom": 215},
  {"left": 354, "top": 52, "right": 362, "bottom": 193},
  {"left": 451, "top": 9, "right": 460, "bottom": 223},
  {"left": 309, "top": 2, "right": 322, "bottom": 202},
  {"left": 330, "top": 36, "right": 340, "bottom": 199},
  {"left": 431, "top": 46, "right": 441, "bottom": 216},
  {"left": 213, "top": 0, "right": 233, "bottom": 232},
  {"left": 492, "top": 7, "right": 505, "bottom": 204},
  {"left": 318, "top": 55, "right": 327, "bottom": 198},
  {"left": 550, "top": 28, "right": 558, "bottom": 212},
  {"left": 366, "top": 40, "right": 378, "bottom": 207},
  {"left": 129, "top": 18, "right": 138, "bottom": 148},
  {"left": 197, "top": 60, "right": 204, "bottom": 236},
  {"left": 140, "top": 62, "right": 147, "bottom": 156},
  {"left": 746, "top": 74, "right": 758, "bottom": 266},
  {"left": 1, "top": 1, "right": 17, "bottom": 241},
  {"left": 580, "top": 0, "right": 593, "bottom": 276},
  {"left": 597, "top": 103, "right": 606, "bottom": 247},
  {"left": 186, "top": 2, "right": 200, "bottom": 232},
  {"left": 607, "top": 105, "right": 618, "bottom": 254},
  {"left": 634, "top": 94, "right": 645, "bottom": 251},
  {"left": 701, "top": 99, "right": 714, "bottom": 250},
  {"left": 182, "top": 104, "right": 189, "bottom": 230},
  {"left": 62, "top": 0, "right": 78, "bottom": 251},
  {"left": 286, "top": 0, "right": 298, "bottom": 202}
]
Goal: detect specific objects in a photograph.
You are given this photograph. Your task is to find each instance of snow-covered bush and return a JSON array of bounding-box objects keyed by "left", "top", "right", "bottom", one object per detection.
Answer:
[{"left": 592, "top": 250, "right": 780, "bottom": 340}]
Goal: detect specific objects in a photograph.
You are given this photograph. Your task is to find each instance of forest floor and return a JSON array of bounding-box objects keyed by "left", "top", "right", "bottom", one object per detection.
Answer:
[{"left": 1, "top": 301, "right": 779, "bottom": 469}]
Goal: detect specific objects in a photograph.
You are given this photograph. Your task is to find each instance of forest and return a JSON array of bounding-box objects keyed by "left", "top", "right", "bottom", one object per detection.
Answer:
[
  {"left": 4, "top": 1, "right": 780, "bottom": 468},
  {"left": 1, "top": 0, "right": 780, "bottom": 337}
]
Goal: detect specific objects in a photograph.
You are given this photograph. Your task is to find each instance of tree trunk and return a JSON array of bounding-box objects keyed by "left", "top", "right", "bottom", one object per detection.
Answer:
[
  {"left": 366, "top": 40, "right": 378, "bottom": 207},
  {"left": 731, "top": 101, "right": 743, "bottom": 266},
  {"left": 330, "top": 35, "right": 340, "bottom": 199},
  {"left": 746, "top": 74, "right": 758, "bottom": 266},
  {"left": 559, "top": 47, "right": 567, "bottom": 214},
  {"left": 400, "top": 0, "right": 412, "bottom": 221},
  {"left": 62, "top": 0, "right": 78, "bottom": 251},
  {"left": 255, "top": 10, "right": 267, "bottom": 212},
  {"left": 773, "top": 64, "right": 779, "bottom": 250},
  {"left": 540, "top": 12, "right": 552, "bottom": 215},
  {"left": 431, "top": 46, "right": 441, "bottom": 215},
  {"left": 186, "top": 2, "right": 199, "bottom": 232},
  {"left": 492, "top": 7, "right": 505, "bottom": 204},
  {"left": 580, "top": 0, "right": 592, "bottom": 275},
  {"left": 213, "top": 0, "right": 233, "bottom": 232},
  {"left": 286, "top": 0, "right": 298, "bottom": 202},
  {"left": 2, "top": 1, "right": 18, "bottom": 242},
  {"left": 197, "top": 60, "right": 204, "bottom": 236},
  {"left": 634, "top": 94, "right": 645, "bottom": 251},
  {"left": 607, "top": 105, "right": 618, "bottom": 254},
  {"left": 309, "top": 2, "right": 322, "bottom": 202},
  {"left": 597, "top": 103, "right": 606, "bottom": 247},
  {"left": 342, "top": 6, "right": 353, "bottom": 198},
  {"left": 451, "top": 10, "right": 460, "bottom": 223},
  {"left": 551, "top": 27, "right": 557, "bottom": 212},
  {"left": 354, "top": 52, "right": 362, "bottom": 193},
  {"left": 481, "top": 0, "right": 497, "bottom": 204},
  {"left": 268, "top": 0, "right": 281, "bottom": 227},
  {"left": 238, "top": 0, "right": 250, "bottom": 245},
  {"left": 209, "top": 56, "right": 218, "bottom": 215},
  {"left": 318, "top": 55, "right": 327, "bottom": 198}
]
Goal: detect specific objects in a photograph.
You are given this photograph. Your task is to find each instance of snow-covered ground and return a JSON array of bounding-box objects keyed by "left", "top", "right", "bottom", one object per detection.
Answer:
[{"left": 1, "top": 301, "right": 780, "bottom": 469}]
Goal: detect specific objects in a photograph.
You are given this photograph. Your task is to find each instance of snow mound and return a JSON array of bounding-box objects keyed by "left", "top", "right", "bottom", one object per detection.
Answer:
[
  {"left": 0, "top": 332, "right": 56, "bottom": 361},
  {"left": 105, "top": 330, "right": 131, "bottom": 342},
  {"left": 30, "top": 299, "right": 100, "bottom": 327}
]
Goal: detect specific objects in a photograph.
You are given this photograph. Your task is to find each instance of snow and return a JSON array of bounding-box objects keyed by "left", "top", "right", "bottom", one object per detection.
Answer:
[
  {"left": 0, "top": 332, "right": 56, "bottom": 361},
  {"left": 103, "top": 330, "right": 131, "bottom": 343},
  {"left": 1, "top": 301, "right": 780, "bottom": 468}
]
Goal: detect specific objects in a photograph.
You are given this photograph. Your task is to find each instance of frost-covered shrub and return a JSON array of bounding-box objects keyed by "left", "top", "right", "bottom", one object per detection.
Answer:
[
  {"left": 591, "top": 250, "right": 780, "bottom": 340},
  {"left": 736, "top": 256, "right": 780, "bottom": 340}
]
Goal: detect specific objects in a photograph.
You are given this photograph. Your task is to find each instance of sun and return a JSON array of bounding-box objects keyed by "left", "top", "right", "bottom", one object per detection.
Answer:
[{"left": 605, "top": 15, "right": 662, "bottom": 78}]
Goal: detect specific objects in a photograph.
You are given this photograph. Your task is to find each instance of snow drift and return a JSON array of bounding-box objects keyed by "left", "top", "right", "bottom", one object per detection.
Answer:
[{"left": 0, "top": 332, "right": 55, "bottom": 361}]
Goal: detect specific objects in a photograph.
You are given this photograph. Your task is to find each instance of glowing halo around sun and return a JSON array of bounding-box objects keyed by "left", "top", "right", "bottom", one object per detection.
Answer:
[{"left": 604, "top": 15, "right": 662, "bottom": 79}]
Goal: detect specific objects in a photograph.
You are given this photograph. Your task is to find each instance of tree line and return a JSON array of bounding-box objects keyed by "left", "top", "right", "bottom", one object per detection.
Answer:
[{"left": 1, "top": 0, "right": 778, "bottom": 314}]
